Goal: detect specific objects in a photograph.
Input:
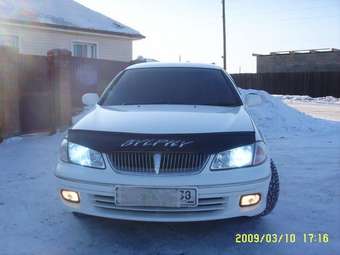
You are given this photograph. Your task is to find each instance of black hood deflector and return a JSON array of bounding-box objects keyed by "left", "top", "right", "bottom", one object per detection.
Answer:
[{"left": 68, "top": 129, "right": 256, "bottom": 154}]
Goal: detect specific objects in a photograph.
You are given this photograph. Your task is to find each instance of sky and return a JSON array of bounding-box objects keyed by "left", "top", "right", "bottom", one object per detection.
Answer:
[{"left": 75, "top": 0, "right": 340, "bottom": 73}]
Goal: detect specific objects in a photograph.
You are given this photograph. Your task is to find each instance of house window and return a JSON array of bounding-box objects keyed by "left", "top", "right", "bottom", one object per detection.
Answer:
[
  {"left": 0, "top": 35, "right": 19, "bottom": 49},
  {"left": 73, "top": 42, "right": 97, "bottom": 58}
]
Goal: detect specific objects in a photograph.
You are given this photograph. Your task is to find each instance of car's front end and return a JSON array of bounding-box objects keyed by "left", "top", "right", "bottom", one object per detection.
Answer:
[{"left": 55, "top": 63, "right": 278, "bottom": 222}]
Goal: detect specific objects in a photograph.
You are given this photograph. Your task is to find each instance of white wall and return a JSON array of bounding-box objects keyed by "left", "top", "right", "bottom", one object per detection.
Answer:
[{"left": 0, "top": 22, "right": 133, "bottom": 62}]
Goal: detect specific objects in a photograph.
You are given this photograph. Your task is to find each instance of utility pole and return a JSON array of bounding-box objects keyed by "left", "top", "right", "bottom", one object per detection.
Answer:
[{"left": 222, "top": 0, "right": 227, "bottom": 71}]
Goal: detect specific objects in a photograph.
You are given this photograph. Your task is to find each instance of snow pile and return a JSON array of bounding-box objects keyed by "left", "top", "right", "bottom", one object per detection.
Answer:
[
  {"left": 1, "top": 136, "right": 23, "bottom": 144},
  {"left": 276, "top": 94, "right": 340, "bottom": 104},
  {"left": 240, "top": 89, "right": 340, "bottom": 138}
]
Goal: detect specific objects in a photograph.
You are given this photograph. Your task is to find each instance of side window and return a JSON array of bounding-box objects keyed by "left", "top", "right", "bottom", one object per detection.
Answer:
[
  {"left": 0, "top": 35, "right": 19, "bottom": 49},
  {"left": 72, "top": 42, "right": 97, "bottom": 58}
]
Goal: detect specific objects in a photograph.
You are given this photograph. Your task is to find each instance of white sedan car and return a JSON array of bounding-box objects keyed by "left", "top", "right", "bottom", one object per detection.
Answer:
[{"left": 55, "top": 63, "right": 279, "bottom": 222}]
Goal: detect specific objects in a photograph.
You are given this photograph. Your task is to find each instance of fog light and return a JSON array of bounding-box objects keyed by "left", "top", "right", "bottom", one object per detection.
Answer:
[
  {"left": 61, "top": 189, "right": 80, "bottom": 203},
  {"left": 240, "top": 193, "right": 261, "bottom": 207}
]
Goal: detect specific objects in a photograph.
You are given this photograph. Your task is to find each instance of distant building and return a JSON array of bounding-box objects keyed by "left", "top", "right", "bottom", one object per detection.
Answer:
[
  {"left": 253, "top": 48, "right": 340, "bottom": 73},
  {"left": 0, "top": 0, "right": 144, "bottom": 62}
]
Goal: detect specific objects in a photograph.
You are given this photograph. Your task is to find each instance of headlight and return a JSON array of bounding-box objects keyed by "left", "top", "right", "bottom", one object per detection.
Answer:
[
  {"left": 59, "top": 139, "right": 105, "bottom": 169},
  {"left": 211, "top": 142, "right": 266, "bottom": 170}
]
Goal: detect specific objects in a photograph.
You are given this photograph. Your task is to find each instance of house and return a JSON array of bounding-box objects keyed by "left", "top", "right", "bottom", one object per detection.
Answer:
[
  {"left": 0, "top": 0, "right": 144, "bottom": 62},
  {"left": 253, "top": 48, "right": 340, "bottom": 73}
]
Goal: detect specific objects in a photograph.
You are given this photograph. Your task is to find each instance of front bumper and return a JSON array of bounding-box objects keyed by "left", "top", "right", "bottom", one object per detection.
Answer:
[{"left": 55, "top": 160, "right": 271, "bottom": 222}]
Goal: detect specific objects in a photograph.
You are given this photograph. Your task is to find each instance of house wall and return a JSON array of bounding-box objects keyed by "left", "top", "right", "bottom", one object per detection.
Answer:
[
  {"left": 0, "top": 23, "right": 133, "bottom": 61},
  {"left": 256, "top": 51, "right": 340, "bottom": 73}
]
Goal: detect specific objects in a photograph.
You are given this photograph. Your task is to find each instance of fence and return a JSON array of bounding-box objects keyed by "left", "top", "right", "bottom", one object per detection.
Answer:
[
  {"left": 0, "top": 47, "right": 129, "bottom": 139},
  {"left": 231, "top": 72, "right": 340, "bottom": 98},
  {"left": 19, "top": 54, "right": 51, "bottom": 133}
]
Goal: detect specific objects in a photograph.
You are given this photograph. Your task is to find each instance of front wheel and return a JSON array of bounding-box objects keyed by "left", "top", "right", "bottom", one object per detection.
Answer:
[{"left": 259, "top": 159, "right": 280, "bottom": 216}]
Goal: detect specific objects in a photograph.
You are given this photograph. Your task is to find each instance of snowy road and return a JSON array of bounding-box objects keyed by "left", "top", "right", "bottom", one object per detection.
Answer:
[{"left": 1, "top": 91, "right": 340, "bottom": 255}]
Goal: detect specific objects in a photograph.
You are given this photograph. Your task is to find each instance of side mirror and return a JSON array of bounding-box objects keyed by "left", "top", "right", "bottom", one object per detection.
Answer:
[
  {"left": 82, "top": 93, "right": 99, "bottom": 106},
  {"left": 245, "top": 93, "right": 262, "bottom": 107}
]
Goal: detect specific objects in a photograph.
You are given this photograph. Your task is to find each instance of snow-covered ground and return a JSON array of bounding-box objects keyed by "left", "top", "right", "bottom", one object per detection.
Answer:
[
  {"left": 275, "top": 95, "right": 340, "bottom": 122},
  {"left": 276, "top": 94, "right": 340, "bottom": 105},
  {"left": 1, "top": 90, "right": 339, "bottom": 255}
]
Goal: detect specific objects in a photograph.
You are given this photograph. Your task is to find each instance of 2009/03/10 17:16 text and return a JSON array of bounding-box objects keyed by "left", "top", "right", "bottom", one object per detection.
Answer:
[{"left": 235, "top": 233, "right": 329, "bottom": 244}]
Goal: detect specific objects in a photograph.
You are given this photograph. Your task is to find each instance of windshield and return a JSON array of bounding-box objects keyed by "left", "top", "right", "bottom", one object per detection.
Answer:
[{"left": 99, "top": 67, "right": 242, "bottom": 107}]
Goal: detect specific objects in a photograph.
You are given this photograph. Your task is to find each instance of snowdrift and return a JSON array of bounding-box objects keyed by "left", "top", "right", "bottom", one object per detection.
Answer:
[{"left": 240, "top": 89, "right": 340, "bottom": 138}]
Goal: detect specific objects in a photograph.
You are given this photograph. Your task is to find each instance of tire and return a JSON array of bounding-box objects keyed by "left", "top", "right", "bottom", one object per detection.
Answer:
[{"left": 259, "top": 159, "right": 280, "bottom": 216}]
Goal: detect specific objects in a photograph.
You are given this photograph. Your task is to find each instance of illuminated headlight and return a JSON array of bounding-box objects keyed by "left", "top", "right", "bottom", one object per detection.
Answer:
[
  {"left": 59, "top": 139, "right": 105, "bottom": 169},
  {"left": 211, "top": 142, "right": 267, "bottom": 170}
]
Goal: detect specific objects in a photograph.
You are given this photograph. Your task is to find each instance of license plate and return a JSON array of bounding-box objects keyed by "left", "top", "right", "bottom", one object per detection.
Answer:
[{"left": 115, "top": 186, "right": 197, "bottom": 208}]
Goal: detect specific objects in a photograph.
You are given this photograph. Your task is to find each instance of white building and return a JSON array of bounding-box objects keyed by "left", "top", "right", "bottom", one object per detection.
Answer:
[{"left": 0, "top": 0, "right": 144, "bottom": 62}]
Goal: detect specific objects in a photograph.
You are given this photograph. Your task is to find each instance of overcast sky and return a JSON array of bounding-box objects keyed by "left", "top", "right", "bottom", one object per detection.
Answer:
[{"left": 76, "top": 0, "right": 340, "bottom": 73}]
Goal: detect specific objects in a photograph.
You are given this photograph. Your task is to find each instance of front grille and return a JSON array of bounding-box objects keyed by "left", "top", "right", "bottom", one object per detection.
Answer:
[
  {"left": 108, "top": 151, "right": 210, "bottom": 174},
  {"left": 93, "top": 194, "right": 227, "bottom": 213}
]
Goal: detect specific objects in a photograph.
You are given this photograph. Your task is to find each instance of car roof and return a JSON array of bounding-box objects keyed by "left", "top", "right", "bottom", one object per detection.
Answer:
[{"left": 126, "top": 62, "right": 223, "bottom": 70}]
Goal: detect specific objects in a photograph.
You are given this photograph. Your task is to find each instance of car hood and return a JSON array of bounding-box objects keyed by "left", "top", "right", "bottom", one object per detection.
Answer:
[{"left": 72, "top": 104, "right": 254, "bottom": 134}]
